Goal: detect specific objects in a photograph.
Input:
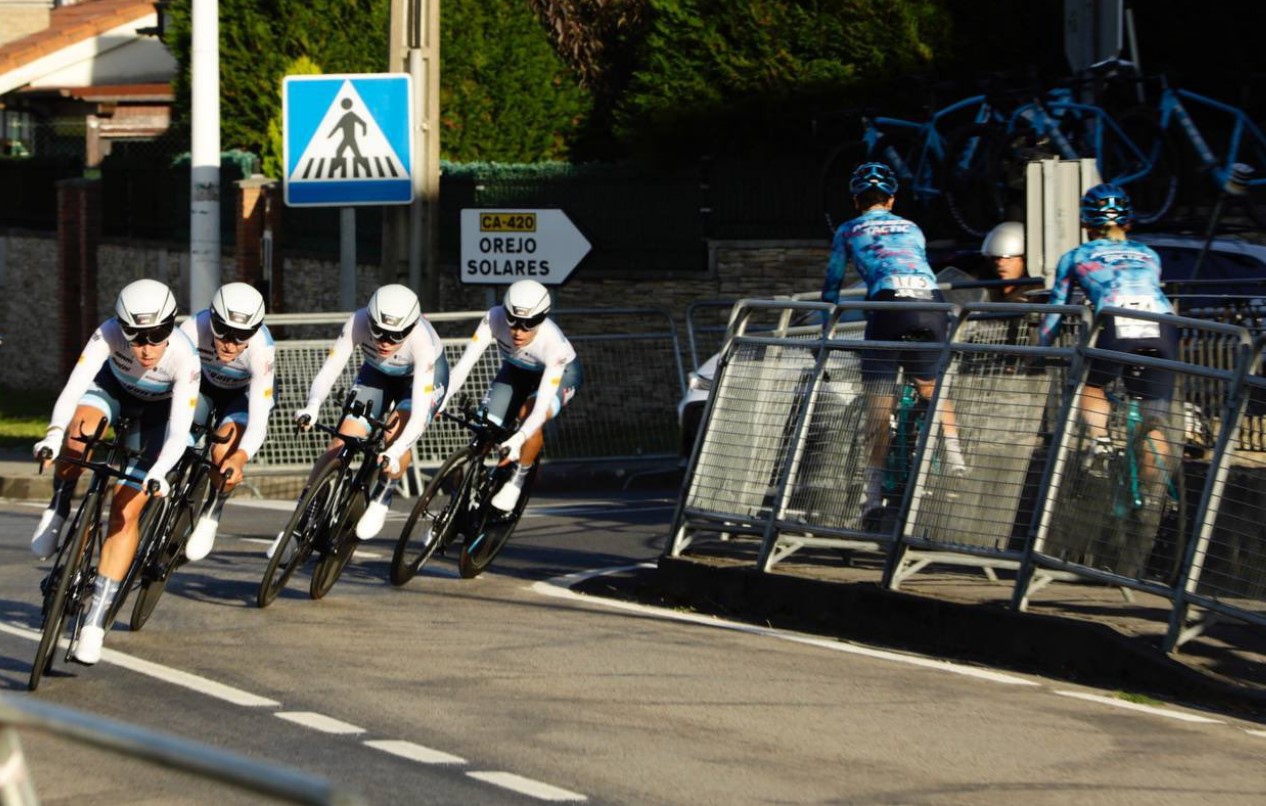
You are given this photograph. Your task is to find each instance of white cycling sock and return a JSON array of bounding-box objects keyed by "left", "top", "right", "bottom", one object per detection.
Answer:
[{"left": 84, "top": 576, "right": 121, "bottom": 629}]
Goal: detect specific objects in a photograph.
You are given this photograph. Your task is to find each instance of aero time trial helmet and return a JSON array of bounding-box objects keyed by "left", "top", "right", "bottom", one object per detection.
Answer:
[
  {"left": 115, "top": 279, "right": 177, "bottom": 344},
  {"left": 210, "top": 282, "right": 265, "bottom": 343},
  {"left": 1080, "top": 183, "right": 1133, "bottom": 229},
  {"left": 982, "top": 221, "right": 1025, "bottom": 258},
  {"left": 503, "top": 280, "right": 551, "bottom": 330},
  {"left": 849, "top": 161, "right": 898, "bottom": 197},
  {"left": 367, "top": 284, "right": 421, "bottom": 343}
]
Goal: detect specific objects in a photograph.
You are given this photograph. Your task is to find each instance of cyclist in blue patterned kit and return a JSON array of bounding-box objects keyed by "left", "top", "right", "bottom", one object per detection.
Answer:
[
  {"left": 289, "top": 284, "right": 449, "bottom": 545},
  {"left": 179, "top": 283, "right": 276, "bottom": 561},
  {"left": 1039, "top": 183, "right": 1178, "bottom": 470},
  {"left": 29, "top": 279, "right": 201, "bottom": 664},
  {"left": 823, "top": 162, "right": 966, "bottom": 521}
]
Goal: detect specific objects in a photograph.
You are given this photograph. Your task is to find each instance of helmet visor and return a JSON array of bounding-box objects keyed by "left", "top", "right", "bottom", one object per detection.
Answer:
[
  {"left": 121, "top": 320, "right": 175, "bottom": 346},
  {"left": 505, "top": 311, "right": 547, "bottom": 331},
  {"left": 210, "top": 313, "right": 260, "bottom": 344},
  {"left": 369, "top": 320, "right": 415, "bottom": 344}
]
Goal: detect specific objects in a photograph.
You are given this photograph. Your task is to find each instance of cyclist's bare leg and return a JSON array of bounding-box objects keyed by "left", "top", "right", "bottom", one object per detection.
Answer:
[
  {"left": 1077, "top": 384, "right": 1112, "bottom": 441},
  {"left": 99, "top": 485, "right": 147, "bottom": 581},
  {"left": 865, "top": 391, "right": 896, "bottom": 468},
  {"left": 380, "top": 410, "right": 410, "bottom": 482},
  {"left": 211, "top": 420, "right": 246, "bottom": 493},
  {"left": 31, "top": 406, "right": 109, "bottom": 553},
  {"left": 915, "top": 377, "right": 966, "bottom": 472}
]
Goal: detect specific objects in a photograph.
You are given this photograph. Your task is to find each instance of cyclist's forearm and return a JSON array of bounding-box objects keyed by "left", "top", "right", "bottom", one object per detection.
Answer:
[
  {"left": 238, "top": 373, "right": 274, "bottom": 461},
  {"left": 385, "top": 370, "right": 436, "bottom": 460}
]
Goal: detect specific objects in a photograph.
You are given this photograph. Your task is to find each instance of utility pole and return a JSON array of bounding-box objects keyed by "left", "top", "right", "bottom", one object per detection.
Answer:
[
  {"left": 189, "top": 0, "right": 220, "bottom": 311},
  {"left": 385, "top": 0, "right": 440, "bottom": 307}
]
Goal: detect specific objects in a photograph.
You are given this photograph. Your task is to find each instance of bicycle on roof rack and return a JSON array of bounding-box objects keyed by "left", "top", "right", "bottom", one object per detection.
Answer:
[{"left": 389, "top": 395, "right": 538, "bottom": 585}]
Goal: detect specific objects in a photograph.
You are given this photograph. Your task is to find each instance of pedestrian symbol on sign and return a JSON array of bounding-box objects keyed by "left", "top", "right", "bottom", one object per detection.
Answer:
[{"left": 284, "top": 73, "right": 414, "bottom": 207}]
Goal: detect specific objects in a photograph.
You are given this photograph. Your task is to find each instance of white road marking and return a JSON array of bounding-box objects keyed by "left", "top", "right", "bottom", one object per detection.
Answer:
[
  {"left": 364, "top": 739, "right": 466, "bottom": 765},
  {"left": 466, "top": 771, "right": 587, "bottom": 802},
  {"left": 1053, "top": 690, "right": 1224, "bottom": 723},
  {"left": 0, "top": 621, "right": 279, "bottom": 707},
  {"left": 531, "top": 566, "right": 1039, "bottom": 687},
  {"left": 1246, "top": 729, "right": 1266, "bottom": 738},
  {"left": 275, "top": 711, "right": 366, "bottom": 734}
]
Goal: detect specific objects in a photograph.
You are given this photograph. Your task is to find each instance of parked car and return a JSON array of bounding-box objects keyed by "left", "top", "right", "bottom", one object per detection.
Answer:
[{"left": 1134, "top": 233, "right": 1266, "bottom": 313}]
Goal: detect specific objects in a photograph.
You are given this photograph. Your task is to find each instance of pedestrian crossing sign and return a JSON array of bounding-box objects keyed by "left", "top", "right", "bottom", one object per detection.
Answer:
[{"left": 283, "top": 73, "right": 414, "bottom": 207}]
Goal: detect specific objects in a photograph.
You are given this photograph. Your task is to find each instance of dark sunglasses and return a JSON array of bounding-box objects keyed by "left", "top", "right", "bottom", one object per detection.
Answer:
[
  {"left": 121, "top": 320, "right": 174, "bottom": 346},
  {"left": 370, "top": 321, "right": 415, "bottom": 344},
  {"left": 210, "top": 314, "right": 259, "bottom": 344},
  {"left": 505, "top": 313, "right": 546, "bottom": 331}
]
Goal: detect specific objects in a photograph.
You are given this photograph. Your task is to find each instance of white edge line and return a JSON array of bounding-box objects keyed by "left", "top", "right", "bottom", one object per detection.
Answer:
[
  {"left": 275, "top": 711, "right": 366, "bottom": 735},
  {"left": 466, "top": 771, "right": 587, "bottom": 802},
  {"left": 0, "top": 622, "right": 278, "bottom": 708},
  {"left": 364, "top": 739, "right": 466, "bottom": 765},
  {"left": 530, "top": 565, "right": 1039, "bottom": 687},
  {"left": 1054, "top": 690, "right": 1225, "bottom": 723},
  {"left": 1246, "top": 729, "right": 1266, "bottom": 738}
]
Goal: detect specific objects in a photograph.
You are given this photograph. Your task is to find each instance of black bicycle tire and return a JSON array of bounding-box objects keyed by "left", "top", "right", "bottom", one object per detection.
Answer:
[
  {"left": 457, "top": 463, "right": 539, "bottom": 579},
  {"left": 818, "top": 140, "right": 870, "bottom": 236},
  {"left": 1102, "top": 108, "right": 1180, "bottom": 226},
  {"left": 129, "top": 495, "right": 199, "bottom": 631},
  {"left": 105, "top": 494, "right": 169, "bottom": 630},
  {"left": 29, "top": 491, "right": 99, "bottom": 691},
  {"left": 309, "top": 486, "right": 366, "bottom": 600},
  {"left": 257, "top": 461, "right": 342, "bottom": 608},
  {"left": 943, "top": 123, "right": 1012, "bottom": 239},
  {"left": 390, "top": 449, "right": 472, "bottom": 586}
]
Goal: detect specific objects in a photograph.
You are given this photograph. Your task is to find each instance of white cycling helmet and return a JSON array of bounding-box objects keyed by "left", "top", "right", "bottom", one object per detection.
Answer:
[
  {"left": 503, "top": 280, "right": 551, "bottom": 329},
  {"left": 210, "top": 282, "right": 265, "bottom": 341},
  {"left": 981, "top": 221, "right": 1025, "bottom": 258},
  {"left": 367, "top": 284, "right": 421, "bottom": 342},
  {"left": 115, "top": 279, "right": 177, "bottom": 343}
]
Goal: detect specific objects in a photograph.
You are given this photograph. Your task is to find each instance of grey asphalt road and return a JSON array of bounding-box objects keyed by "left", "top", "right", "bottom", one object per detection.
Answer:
[{"left": 1, "top": 490, "right": 1265, "bottom": 805}]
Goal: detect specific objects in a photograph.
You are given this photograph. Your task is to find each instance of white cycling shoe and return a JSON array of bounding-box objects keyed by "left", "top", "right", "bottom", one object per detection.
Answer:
[
  {"left": 74, "top": 625, "right": 105, "bottom": 665},
  {"left": 355, "top": 500, "right": 390, "bottom": 540},
  {"left": 490, "top": 476, "right": 524, "bottom": 512},
  {"left": 185, "top": 516, "right": 218, "bottom": 562},
  {"left": 30, "top": 509, "right": 64, "bottom": 559}
]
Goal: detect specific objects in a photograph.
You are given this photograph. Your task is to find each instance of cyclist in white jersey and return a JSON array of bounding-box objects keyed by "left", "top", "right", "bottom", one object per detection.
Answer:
[
  {"left": 30, "top": 279, "right": 200, "bottom": 664},
  {"left": 289, "top": 284, "right": 448, "bottom": 543},
  {"left": 178, "top": 283, "right": 276, "bottom": 561},
  {"left": 443, "top": 280, "right": 583, "bottom": 512}
]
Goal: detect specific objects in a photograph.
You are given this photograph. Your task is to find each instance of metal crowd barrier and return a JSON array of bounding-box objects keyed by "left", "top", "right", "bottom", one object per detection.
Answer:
[
  {"left": 668, "top": 298, "right": 1265, "bottom": 654},
  {"left": 252, "top": 308, "right": 687, "bottom": 489}
]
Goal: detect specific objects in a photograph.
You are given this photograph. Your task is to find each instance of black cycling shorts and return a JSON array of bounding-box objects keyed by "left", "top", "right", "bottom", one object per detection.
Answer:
[{"left": 860, "top": 289, "right": 949, "bottom": 383}]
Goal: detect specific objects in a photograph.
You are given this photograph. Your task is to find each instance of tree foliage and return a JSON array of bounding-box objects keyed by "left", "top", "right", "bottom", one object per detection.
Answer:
[{"left": 613, "top": 0, "right": 951, "bottom": 149}]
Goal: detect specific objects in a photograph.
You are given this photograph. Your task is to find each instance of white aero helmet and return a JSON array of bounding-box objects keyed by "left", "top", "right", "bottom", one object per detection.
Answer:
[
  {"left": 503, "top": 280, "right": 551, "bottom": 330},
  {"left": 367, "top": 284, "right": 421, "bottom": 342},
  {"left": 115, "top": 278, "right": 177, "bottom": 343},
  {"left": 981, "top": 221, "right": 1025, "bottom": 258},
  {"left": 210, "top": 282, "right": 265, "bottom": 342}
]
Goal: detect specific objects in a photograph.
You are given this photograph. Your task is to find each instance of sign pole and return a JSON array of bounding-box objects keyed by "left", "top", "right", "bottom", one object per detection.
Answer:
[
  {"left": 340, "top": 208, "right": 356, "bottom": 309},
  {"left": 189, "top": 0, "right": 220, "bottom": 312}
]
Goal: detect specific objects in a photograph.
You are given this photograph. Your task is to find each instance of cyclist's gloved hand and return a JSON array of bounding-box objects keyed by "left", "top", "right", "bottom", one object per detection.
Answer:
[
  {"left": 499, "top": 431, "right": 527, "bottom": 463},
  {"left": 294, "top": 406, "right": 320, "bottom": 429},
  {"left": 33, "top": 427, "right": 64, "bottom": 461},
  {"left": 379, "top": 450, "right": 402, "bottom": 475},
  {"left": 143, "top": 473, "right": 171, "bottom": 497}
]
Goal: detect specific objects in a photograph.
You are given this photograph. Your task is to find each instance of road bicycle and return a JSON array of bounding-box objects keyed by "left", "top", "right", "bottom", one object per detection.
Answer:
[
  {"left": 257, "top": 392, "right": 394, "bottom": 607},
  {"left": 390, "top": 397, "right": 537, "bottom": 585},
  {"left": 122, "top": 416, "right": 231, "bottom": 632},
  {"left": 817, "top": 93, "right": 1000, "bottom": 235},
  {"left": 29, "top": 418, "right": 142, "bottom": 690}
]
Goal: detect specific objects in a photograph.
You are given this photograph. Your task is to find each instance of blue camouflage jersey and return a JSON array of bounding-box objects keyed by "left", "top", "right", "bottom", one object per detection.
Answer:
[
  {"left": 821, "top": 208, "right": 938, "bottom": 303},
  {"left": 1039, "top": 238, "right": 1173, "bottom": 345}
]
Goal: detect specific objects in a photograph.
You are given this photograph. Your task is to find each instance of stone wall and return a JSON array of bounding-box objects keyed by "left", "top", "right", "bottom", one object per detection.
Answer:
[{"left": 0, "top": 231, "right": 832, "bottom": 391}]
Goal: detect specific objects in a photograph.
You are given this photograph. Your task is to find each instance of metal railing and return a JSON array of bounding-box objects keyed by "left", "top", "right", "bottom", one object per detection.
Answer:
[{"left": 669, "top": 298, "right": 1266, "bottom": 655}]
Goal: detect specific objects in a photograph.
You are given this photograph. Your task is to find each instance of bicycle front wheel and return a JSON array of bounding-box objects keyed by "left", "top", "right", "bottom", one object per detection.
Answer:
[
  {"left": 390, "top": 450, "right": 471, "bottom": 586},
  {"left": 30, "top": 492, "right": 99, "bottom": 691},
  {"left": 107, "top": 494, "right": 170, "bottom": 630},
  {"left": 129, "top": 493, "right": 199, "bottom": 631},
  {"left": 458, "top": 463, "right": 538, "bottom": 579},
  {"left": 257, "top": 461, "right": 341, "bottom": 608},
  {"left": 309, "top": 487, "right": 366, "bottom": 600}
]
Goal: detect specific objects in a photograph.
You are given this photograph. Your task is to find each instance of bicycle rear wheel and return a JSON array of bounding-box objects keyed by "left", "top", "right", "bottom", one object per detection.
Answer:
[
  {"left": 943, "top": 124, "right": 1011, "bottom": 238},
  {"left": 458, "top": 463, "right": 538, "bottom": 579},
  {"left": 30, "top": 492, "right": 99, "bottom": 691},
  {"left": 390, "top": 450, "right": 470, "bottom": 586},
  {"left": 309, "top": 488, "right": 366, "bottom": 600},
  {"left": 257, "top": 461, "right": 341, "bottom": 608},
  {"left": 129, "top": 490, "right": 200, "bottom": 631}
]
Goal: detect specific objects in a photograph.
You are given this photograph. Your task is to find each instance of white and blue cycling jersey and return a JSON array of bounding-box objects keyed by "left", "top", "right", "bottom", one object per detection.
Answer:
[
  {"left": 821, "top": 208, "right": 938, "bottom": 303},
  {"left": 180, "top": 310, "right": 276, "bottom": 460},
  {"left": 1039, "top": 238, "right": 1173, "bottom": 345}
]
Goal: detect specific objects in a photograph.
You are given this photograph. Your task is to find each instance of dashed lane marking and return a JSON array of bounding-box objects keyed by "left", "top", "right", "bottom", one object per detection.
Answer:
[
  {"left": 276, "top": 711, "right": 366, "bottom": 734},
  {"left": 466, "top": 771, "right": 587, "bottom": 802},
  {"left": 364, "top": 739, "right": 465, "bottom": 765}
]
